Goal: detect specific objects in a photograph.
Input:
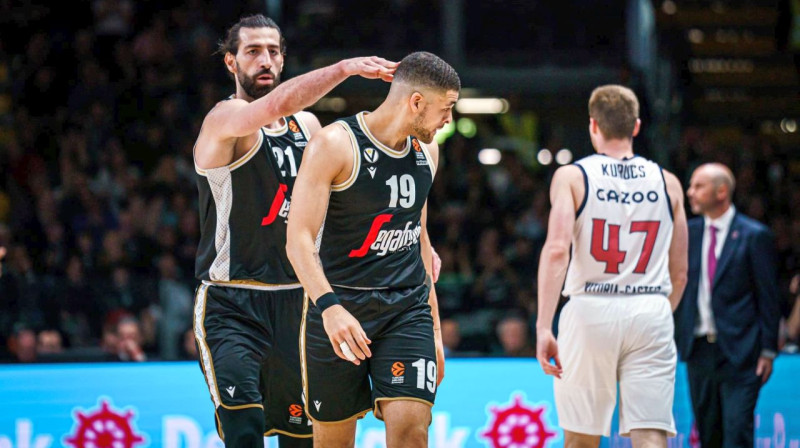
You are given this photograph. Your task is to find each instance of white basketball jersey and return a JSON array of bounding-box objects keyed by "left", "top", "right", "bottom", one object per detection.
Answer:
[{"left": 563, "top": 154, "right": 674, "bottom": 297}]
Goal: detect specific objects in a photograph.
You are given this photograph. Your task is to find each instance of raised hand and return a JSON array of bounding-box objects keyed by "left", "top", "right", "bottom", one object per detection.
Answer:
[
  {"left": 342, "top": 56, "right": 398, "bottom": 82},
  {"left": 322, "top": 305, "right": 372, "bottom": 365}
]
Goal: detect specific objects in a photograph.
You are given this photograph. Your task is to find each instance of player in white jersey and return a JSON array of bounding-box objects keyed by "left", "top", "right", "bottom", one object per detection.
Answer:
[{"left": 536, "top": 85, "right": 688, "bottom": 447}]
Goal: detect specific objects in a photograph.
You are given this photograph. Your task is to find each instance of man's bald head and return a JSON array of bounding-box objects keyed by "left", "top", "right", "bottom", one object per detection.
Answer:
[
  {"left": 698, "top": 163, "right": 736, "bottom": 200},
  {"left": 687, "top": 163, "right": 736, "bottom": 218}
]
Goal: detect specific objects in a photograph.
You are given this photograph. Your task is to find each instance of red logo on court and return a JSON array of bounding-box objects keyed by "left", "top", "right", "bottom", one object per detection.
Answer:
[
  {"left": 65, "top": 399, "right": 145, "bottom": 448},
  {"left": 480, "top": 394, "right": 556, "bottom": 448},
  {"left": 391, "top": 362, "right": 405, "bottom": 377},
  {"left": 289, "top": 404, "right": 304, "bottom": 417}
]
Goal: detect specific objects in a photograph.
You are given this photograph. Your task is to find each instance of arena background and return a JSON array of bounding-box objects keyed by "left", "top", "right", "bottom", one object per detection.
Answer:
[{"left": 0, "top": 1, "right": 799, "bottom": 447}]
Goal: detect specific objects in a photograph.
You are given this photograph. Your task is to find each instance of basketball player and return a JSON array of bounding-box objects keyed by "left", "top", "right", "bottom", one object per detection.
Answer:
[
  {"left": 536, "top": 85, "right": 688, "bottom": 447},
  {"left": 285, "top": 51, "right": 459, "bottom": 448},
  {"left": 192, "top": 14, "right": 397, "bottom": 447}
]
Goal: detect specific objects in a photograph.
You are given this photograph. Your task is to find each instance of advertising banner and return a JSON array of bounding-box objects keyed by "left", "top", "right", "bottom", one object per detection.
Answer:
[{"left": 1, "top": 358, "right": 798, "bottom": 447}]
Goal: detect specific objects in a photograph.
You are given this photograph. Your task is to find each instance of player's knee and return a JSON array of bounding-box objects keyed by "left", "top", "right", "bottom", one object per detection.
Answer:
[
  {"left": 216, "top": 406, "right": 264, "bottom": 447},
  {"left": 386, "top": 420, "right": 428, "bottom": 448},
  {"left": 277, "top": 434, "right": 313, "bottom": 448}
]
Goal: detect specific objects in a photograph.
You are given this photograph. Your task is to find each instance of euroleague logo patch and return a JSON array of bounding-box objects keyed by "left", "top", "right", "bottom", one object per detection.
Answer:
[
  {"left": 412, "top": 139, "right": 422, "bottom": 152},
  {"left": 391, "top": 361, "right": 405, "bottom": 384},
  {"left": 288, "top": 120, "right": 300, "bottom": 133},
  {"left": 288, "top": 403, "right": 304, "bottom": 424},
  {"left": 480, "top": 394, "right": 557, "bottom": 448}
]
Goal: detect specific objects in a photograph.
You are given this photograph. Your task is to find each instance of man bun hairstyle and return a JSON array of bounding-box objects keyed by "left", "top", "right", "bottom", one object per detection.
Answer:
[
  {"left": 217, "top": 14, "right": 286, "bottom": 56},
  {"left": 588, "top": 84, "right": 639, "bottom": 140},
  {"left": 394, "top": 51, "right": 460, "bottom": 92}
]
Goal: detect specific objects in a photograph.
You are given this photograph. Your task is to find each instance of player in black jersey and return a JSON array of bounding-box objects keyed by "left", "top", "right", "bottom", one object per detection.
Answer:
[
  {"left": 286, "top": 52, "right": 460, "bottom": 448},
  {"left": 192, "top": 14, "right": 398, "bottom": 448}
]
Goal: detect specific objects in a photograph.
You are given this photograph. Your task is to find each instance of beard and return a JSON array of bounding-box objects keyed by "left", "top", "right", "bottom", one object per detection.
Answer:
[
  {"left": 237, "top": 63, "right": 281, "bottom": 100},
  {"left": 411, "top": 106, "right": 436, "bottom": 144}
]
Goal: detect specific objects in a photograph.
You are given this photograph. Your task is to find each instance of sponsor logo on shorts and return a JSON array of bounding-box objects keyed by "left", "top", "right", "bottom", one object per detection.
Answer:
[
  {"left": 225, "top": 386, "right": 235, "bottom": 398},
  {"left": 288, "top": 404, "right": 303, "bottom": 424},
  {"left": 313, "top": 400, "right": 321, "bottom": 411},
  {"left": 391, "top": 362, "right": 405, "bottom": 384}
]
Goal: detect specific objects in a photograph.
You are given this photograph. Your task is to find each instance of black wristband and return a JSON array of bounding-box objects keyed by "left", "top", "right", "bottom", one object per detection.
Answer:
[{"left": 315, "top": 292, "right": 341, "bottom": 312}]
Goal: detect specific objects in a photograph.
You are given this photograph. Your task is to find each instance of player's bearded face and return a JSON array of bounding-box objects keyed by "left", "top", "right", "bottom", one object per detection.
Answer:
[
  {"left": 237, "top": 62, "right": 281, "bottom": 99},
  {"left": 411, "top": 104, "right": 436, "bottom": 144}
]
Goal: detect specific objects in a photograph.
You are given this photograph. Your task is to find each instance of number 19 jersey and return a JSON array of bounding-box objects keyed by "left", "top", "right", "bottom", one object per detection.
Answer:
[
  {"left": 318, "top": 112, "right": 435, "bottom": 289},
  {"left": 562, "top": 154, "right": 674, "bottom": 297}
]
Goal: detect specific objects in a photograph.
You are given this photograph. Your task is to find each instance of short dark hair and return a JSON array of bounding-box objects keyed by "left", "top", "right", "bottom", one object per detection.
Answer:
[
  {"left": 394, "top": 51, "right": 460, "bottom": 92},
  {"left": 217, "top": 14, "right": 286, "bottom": 56},
  {"left": 588, "top": 84, "right": 639, "bottom": 140}
]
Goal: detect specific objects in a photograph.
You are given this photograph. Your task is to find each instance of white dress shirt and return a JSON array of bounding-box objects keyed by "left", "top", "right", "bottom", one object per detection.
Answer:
[{"left": 694, "top": 205, "right": 736, "bottom": 336}]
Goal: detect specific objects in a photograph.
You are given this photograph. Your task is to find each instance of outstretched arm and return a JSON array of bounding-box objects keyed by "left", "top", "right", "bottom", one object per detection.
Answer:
[
  {"left": 535, "top": 165, "right": 583, "bottom": 378},
  {"left": 286, "top": 124, "right": 371, "bottom": 365},
  {"left": 212, "top": 57, "right": 397, "bottom": 140},
  {"left": 197, "top": 57, "right": 397, "bottom": 168}
]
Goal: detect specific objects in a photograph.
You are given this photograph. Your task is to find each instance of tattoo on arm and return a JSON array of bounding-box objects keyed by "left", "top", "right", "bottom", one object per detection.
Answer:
[{"left": 425, "top": 274, "right": 433, "bottom": 290}]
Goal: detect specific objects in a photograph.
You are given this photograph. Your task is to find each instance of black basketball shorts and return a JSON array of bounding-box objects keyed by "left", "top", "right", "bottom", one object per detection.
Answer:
[
  {"left": 300, "top": 283, "right": 437, "bottom": 423},
  {"left": 193, "top": 282, "right": 312, "bottom": 438}
]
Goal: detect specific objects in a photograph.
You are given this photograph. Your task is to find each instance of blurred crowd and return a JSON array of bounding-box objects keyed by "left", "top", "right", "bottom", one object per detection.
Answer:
[{"left": 0, "top": 1, "right": 798, "bottom": 363}]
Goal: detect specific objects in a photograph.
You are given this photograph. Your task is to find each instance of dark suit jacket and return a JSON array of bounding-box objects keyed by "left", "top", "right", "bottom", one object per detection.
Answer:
[{"left": 674, "top": 211, "right": 780, "bottom": 367}]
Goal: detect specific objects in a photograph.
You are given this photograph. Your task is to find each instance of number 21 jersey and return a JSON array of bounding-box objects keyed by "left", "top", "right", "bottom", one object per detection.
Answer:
[{"left": 563, "top": 154, "right": 674, "bottom": 297}]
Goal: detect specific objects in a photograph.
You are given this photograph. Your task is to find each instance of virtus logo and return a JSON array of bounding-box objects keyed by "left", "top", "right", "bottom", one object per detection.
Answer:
[
  {"left": 64, "top": 398, "right": 146, "bottom": 448},
  {"left": 480, "top": 394, "right": 556, "bottom": 448}
]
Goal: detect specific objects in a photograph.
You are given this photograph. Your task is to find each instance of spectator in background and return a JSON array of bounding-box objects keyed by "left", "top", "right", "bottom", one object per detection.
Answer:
[
  {"left": 8, "top": 326, "right": 37, "bottom": 363},
  {"left": 181, "top": 327, "right": 198, "bottom": 361},
  {"left": 0, "top": 246, "right": 5, "bottom": 277},
  {"left": 674, "top": 163, "right": 780, "bottom": 448},
  {"left": 495, "top": 314, "right": 536, "bottom": 358},
  {"left": 156, "top": 253, "right": 193, "bottom": 360},
  {"left": 441, "top": 318, "right": 462, "bottom": 358},
  {"left": 37, "top": 329, "right": 64, "bottom": 356},
  {"left": 115, "top": 315, "right": 147, "bottom": 362}
]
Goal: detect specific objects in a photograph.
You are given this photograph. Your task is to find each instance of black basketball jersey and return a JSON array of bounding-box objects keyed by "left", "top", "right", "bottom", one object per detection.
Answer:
[
  {"left": 195, "top": 113, "right": 311, "bottom": 285},
  {"left": 319, "top": 112, "right": 435, "bottom": 289}
]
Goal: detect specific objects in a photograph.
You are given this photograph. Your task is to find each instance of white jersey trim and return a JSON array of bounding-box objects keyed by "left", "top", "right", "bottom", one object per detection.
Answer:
[
  {"left": 331, "top": 121, "right": 361, "bottom": 192},
  {"left": 357, "top": 111, "right": 410, "bottom": 158},
  {"left": 206, "top": 166, "right": 234, "bottom": 281},
  {"left": 195, "top": 131, "right": 264, "bottom": 176}
]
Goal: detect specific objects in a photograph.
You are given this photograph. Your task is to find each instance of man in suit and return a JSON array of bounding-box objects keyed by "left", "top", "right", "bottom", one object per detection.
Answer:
[{"left": 674, "top": 163, "right": 780, "bottom": 447}]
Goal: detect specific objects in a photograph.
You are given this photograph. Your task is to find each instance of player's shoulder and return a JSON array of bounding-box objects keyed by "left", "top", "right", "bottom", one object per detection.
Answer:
[
  {"left": 737, "top": 212, "right": 772, "bottom": 235},
  {"left": 294, "top": 111, "right": 322, "bottom": 134},
  {"left": 307, "top": 121, "right": 352, "bottom": 150},
  {"left": 552, "top": 163, "right": 584, "bottom": 183}
]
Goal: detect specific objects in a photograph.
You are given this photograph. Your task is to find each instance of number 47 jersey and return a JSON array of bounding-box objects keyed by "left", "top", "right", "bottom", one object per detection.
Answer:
[{"left": 563, "top": 154, "right": 674, "bottom": 298}]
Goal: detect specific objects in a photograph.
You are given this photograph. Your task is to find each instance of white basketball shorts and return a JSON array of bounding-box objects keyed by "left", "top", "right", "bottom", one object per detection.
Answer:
[{"left": 553, "top": 294, "right": 677, "bottom": 437}]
